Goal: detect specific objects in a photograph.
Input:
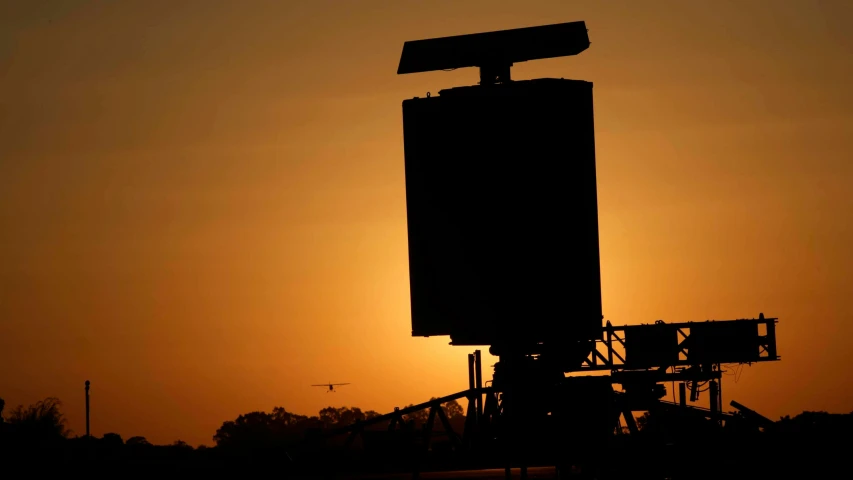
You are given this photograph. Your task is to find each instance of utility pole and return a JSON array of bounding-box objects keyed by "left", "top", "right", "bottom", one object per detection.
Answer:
[{"left": 85, "top": 380, "right": 90, "bottom": 437}]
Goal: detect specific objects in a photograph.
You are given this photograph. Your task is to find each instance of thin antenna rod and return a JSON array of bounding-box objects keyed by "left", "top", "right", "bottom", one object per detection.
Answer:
[{"left": 85, "top": 380, "right": 90, "bottom": 437}]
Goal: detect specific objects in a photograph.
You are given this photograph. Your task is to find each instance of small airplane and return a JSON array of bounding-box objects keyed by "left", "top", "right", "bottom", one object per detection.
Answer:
[{"left": 312, "top": 382, "right": 350, "bottom": 393}]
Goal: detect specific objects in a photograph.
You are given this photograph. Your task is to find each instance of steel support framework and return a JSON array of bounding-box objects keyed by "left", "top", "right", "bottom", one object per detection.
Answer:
[
  {"left": 302, "top": 316, "right": 780, "bottom": 478},
  {"left": 578, "top": 316, "right": 779, "bottom": 373}
]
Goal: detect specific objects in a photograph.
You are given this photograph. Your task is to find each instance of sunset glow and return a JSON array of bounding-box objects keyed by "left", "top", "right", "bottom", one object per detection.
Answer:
[{"left": 2, "top": 0, "right": 851, "bottom": 447}]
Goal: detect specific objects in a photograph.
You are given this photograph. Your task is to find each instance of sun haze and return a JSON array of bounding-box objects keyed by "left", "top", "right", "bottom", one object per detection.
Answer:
[{"left": 1, "top": 0, "right": 851, "bottom": 447}]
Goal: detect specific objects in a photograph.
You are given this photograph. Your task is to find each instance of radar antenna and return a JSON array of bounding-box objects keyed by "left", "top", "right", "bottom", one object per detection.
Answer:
[{"left": 396, "top": 21, "right": 590, "bottom": 85}]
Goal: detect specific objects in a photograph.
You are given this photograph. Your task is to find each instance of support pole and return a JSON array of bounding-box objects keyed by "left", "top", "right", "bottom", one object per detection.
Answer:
[
  {"left": 606, "top": 320, "right": 614, "bottom": 365},
  {"left": 474, "top": 350, "right": 483, "bottom": 418},
  {"left": 468, "top": 354, "right": 476, "bottom": 390},
  {"left": 85, "top": 380, "right": 90, "bottom": 437},
  {"left": 623, "top": 410, "right": 639, "bottom": 435},
  {"left": 717, "top": 373, "right": 723, "bottom": 418},
  {"left": 709, "top": 380, "right": 718, "bottom": 423},
  {"left": 679, "top": 382, "right": 686, "bottom": 407},
  {"left": 468, "top": 352, "right": 478, "bottom": 432},
  {"left": 766, "top": 316, "right": 777, "bottom": 359}
]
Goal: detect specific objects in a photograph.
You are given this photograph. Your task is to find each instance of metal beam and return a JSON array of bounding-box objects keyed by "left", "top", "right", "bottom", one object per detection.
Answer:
[
  {"left": 322, "top": 388, "right": 492, "bottom": 438},
  {"left": 730, "top": 400, "right": 775, "bottom": 430},
  {"left": 577, "top": 317, "right": 779, "bottom": 373}
]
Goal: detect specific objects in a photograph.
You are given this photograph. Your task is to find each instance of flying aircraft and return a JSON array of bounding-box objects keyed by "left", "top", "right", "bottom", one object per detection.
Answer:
[{"left": 312, "top": 382, "right": 350, "bottom": 393}]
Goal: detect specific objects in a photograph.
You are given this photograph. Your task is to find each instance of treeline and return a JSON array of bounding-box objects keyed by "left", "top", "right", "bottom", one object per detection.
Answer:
[
  {"left": 775, "top": 410, "right": 853, "bottom": 435},
  {"left": 3, "top": 394, "right": 852, "bottom": 474},
  {"left": 0, "top": 395, "right": 466, "bottom": 471},
  {"left": 212, "top": 401, "right": 465, "bottom": 450}
]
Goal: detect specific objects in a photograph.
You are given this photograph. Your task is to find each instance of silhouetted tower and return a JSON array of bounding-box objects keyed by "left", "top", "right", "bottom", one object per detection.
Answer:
[{"left": 85, "top": 380, "right": 90, "bottom": 437}]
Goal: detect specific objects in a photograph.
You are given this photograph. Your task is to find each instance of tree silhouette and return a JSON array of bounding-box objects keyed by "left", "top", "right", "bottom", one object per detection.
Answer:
[
  {"left": 271, "top": 406, "right": 311, "bottom": 427},
  {"left": 213, "top": 406, "right": 322, "bottom": 449},
  {"left": 319, "top": 406, "right": 380, "bottom": 428},
  {"left": 443, "top": 399, "right": 464, "bottom": 419},
  {"left": 214, "top": 411, "right": 279, "bottom": 448},
  {"left": 777, "top": 410, "right": 853, "bottom": 435},
  {"left": 126, "top": 436, "right": 151, "bottom": 447},
  {"left": 102, "top": 432, "right": 124, "bottom": 447},
  {"left": 5, "top": 397, "right": 70, "bottom": 441},
  {"left": 364, "top": 410, "right": 381, "bottom": 420},
  {"left": 171, "top": 439, "right": 193, "bottom": 450}
]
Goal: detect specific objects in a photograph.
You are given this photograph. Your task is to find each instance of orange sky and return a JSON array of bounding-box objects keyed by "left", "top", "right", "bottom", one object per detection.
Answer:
[{"left": 1, "top": 0, "right": 852, "bottom": 447}]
